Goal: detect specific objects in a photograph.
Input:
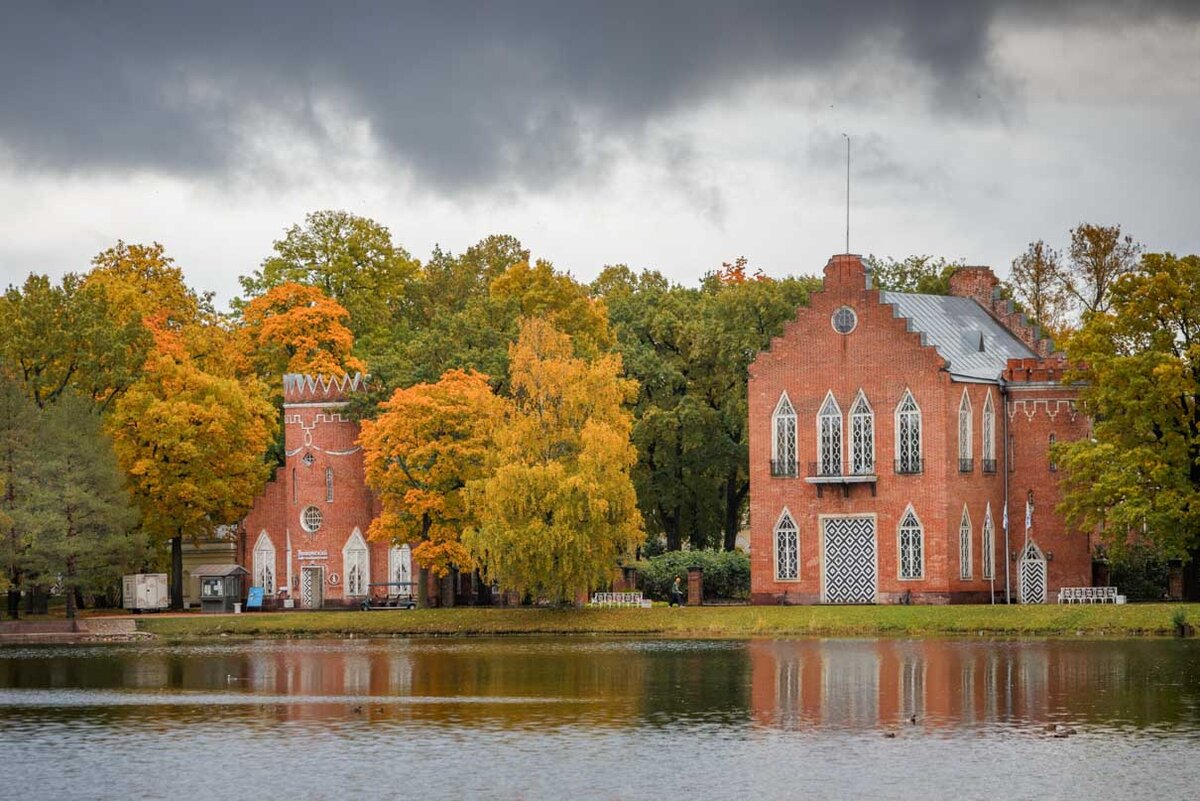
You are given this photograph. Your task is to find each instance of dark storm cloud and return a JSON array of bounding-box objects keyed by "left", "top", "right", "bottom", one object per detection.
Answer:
[{"left": 0, "top": 1, "right": 1193, "bottom": 192}]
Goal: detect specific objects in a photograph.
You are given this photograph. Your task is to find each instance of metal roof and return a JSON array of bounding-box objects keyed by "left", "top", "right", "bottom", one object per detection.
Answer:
[
  {"left": 879, "top": 291, "right": 1036, "bottom": 381},
  {"left": 191, "top": 564, "right": 249, "bottom": 577}
]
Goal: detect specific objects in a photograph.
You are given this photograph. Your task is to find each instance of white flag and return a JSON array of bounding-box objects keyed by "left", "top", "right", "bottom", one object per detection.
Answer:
[
  {"left": 1025, "top": 497, "right": 1033, "bottom": 531},
  {"left": 1002, "top": 503, "right": 1009, "bottom": 533}
]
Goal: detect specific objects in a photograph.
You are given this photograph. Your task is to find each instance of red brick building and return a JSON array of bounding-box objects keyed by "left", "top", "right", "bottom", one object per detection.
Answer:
[
  {"left": 240, "top": 374, "right": 411, "bottom": 608},
  {"left": 748, "top": 254, "right": 1093, "bottom": 604}
]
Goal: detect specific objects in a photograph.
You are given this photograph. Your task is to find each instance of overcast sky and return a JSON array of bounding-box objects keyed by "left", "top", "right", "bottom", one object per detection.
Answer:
[{"left": 1, "top": 1, "right": 1197, "bottom": 308}]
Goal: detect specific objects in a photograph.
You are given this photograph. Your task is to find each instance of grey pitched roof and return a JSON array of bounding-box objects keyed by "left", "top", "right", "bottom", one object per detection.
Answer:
[
  {"left": 878, "top": 291, "right": 1036, "bottom": 381},
  {"left": 191, "top": 564, "right": 249, "bottom": 577}
]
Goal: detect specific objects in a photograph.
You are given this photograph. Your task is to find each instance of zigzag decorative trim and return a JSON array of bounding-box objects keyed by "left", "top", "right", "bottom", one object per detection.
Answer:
[
  {"left": 1006, "top": 399, "right": 1078, "bottom": 422},
  {"left": 283, "top": 373, "right": 368, "bottom": 396}
]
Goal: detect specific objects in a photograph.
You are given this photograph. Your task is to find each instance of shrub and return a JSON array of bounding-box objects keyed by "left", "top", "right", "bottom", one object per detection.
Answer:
[
  {"left": 632, "top": 549, "right": 750, "bottom": 601},
  {"left": 1108, "top": 543, "right": 1170, "bottom": 602}
]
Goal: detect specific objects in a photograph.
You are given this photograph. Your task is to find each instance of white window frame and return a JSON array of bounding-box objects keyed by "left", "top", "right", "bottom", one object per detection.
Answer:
[
  {"left": 772, "top": 392, "right": 797, "bottom": 475},
  {"left": 895, "top": 391, "right": 922, "bottom": 473},
  {"left": 958, "top": 389, "right": 973, "bottom": 463},
  {"left": 817, "top": 391, "right": 843, "bottom": 476},
  {"left": 343, "top": 528, "right": 371, "bottom": 597},
  {"left": 389, "top": 543, "right": 413, "bottom": 586},
  {"left": 898, "top": 505, "right": 924, "bottom": 580},
  {"left": 982, "top": 390, "right": 996, "bottom": 466},
  {"left": 774, "top": 508, "right": 800, "bottom": 581},
  {"left": 252, "top": 530, "right": 276, "bottom": 595},
  {"left": 850, "top": 390, "right": 875, "bottom": 475},
  {"left": 959, "top": 506, "right": 972, "bottom": 580},
  {"left": 982, "top": 504, "right": 995, "bottom": 580}
]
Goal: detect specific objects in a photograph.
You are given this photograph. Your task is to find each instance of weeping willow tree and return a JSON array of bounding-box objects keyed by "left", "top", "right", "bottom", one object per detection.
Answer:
[{"left": 465, "top": 317, "right": 644, "bottom": 603}]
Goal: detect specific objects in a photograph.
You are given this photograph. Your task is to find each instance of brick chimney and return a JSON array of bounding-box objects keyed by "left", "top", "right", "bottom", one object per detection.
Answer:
[
  {"left": 822, "top": 253, "right": 868, "bottom": 291},
  {"left": 948, "top": 266, "right": 1000, "bottom": 308}
]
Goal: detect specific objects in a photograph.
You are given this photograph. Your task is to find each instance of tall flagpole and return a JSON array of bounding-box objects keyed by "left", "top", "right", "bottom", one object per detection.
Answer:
[{"left": 842, "top": 133, "right": 850, "bottom": 253}]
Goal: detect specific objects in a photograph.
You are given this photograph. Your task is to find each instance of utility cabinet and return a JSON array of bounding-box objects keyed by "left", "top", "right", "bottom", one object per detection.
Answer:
[{"left": 122, "top": 573, "right": 169, "bottom": 612}]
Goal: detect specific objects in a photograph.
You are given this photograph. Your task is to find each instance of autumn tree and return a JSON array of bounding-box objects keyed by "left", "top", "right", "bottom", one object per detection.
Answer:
[
  {"left": 0, "top": 379, "right": 38, "bottom": 610},
  {"left": 1010, "top": 240, "right": 1071, "bottom": 339},
  {"left": 109, "top": 324, "right": 276, "bottom": 608},
  {"left": 464, "top": 318, "right": 643, "bottom": 602},
  {"left": 1062, "top": 223, "right": 1142, "bottom": 314},
  {"left": 241, "top": 282, "right": 366, "bottom": 379},
  {"left": 1058, "top": 253, "right": 1200, "bottom": 574},
  {"left": 87, "top": 241, "right": 207, "bottom": 329},
  {"left": 360, "top": 369, "right": 503, "bottom": 605}
]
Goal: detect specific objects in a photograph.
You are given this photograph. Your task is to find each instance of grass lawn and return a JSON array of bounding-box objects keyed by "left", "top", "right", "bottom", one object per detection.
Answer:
[{"left": 136, "top": 602, "right": 1200, "bottom": 639}]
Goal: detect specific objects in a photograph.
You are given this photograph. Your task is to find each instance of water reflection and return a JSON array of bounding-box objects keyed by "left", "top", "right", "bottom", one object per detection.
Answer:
[{"left": 748, "top": 638, "right": 1200, "bottom": 733}]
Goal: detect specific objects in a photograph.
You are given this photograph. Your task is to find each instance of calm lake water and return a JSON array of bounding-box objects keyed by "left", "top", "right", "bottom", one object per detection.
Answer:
[{"left": 2, "top": 636, "right": 1199, "bottom": 800}]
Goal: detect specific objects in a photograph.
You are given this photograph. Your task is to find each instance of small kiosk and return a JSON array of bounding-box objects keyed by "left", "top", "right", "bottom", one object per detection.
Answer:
[{"left": 194, "top": 564, "right": 248, "bottom": 614}]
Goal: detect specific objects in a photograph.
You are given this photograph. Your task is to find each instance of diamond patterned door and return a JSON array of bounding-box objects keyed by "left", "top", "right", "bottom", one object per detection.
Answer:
[
  {"left": 301, "top": 567, "right": 324, "bottom": 609},
  {"left": 1018, "top": 542, "right": 1047, "bottom": 604},
  {"left": 823, "top": 517, "right": 877, "bottom": 604}
]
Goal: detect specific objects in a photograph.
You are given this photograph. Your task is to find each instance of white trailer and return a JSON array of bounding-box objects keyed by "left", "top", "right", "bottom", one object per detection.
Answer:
[{"left": 122, "top": 573, "right": 169, "bottom": 612}]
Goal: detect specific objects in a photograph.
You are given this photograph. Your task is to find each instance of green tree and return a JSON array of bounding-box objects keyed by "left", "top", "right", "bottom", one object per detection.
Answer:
[
  {"left": 21, "top": 393, "right": 142, "bottom": 618},
  {"left": 1058, "top": 252, "right": 1200, "bottom": 562},
  {"left": 864, "top": 254, "right": 962, "bottom": 294},
  {"left": 0, "top": 379, "right": 38, "bottom": 608},
  {"left": 465, "top": 318, "right": 644, "bottom": 602}
]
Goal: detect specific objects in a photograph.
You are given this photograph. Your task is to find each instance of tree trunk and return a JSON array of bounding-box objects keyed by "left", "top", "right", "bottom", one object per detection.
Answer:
[
  {"left": 65, "top": 555, "right": 77, "bottom": 621},
  {"left": 170, "top": 535, "right": 184, "bottom": 610},
  {"left": 416, "top": 565, "right": 429, "bottom": 608},
  {"left": 722, "top": 474, "right": 742, "bottom": 551},
  {"left": 442, "top": 569, "right": 457, "bottom": 608}
]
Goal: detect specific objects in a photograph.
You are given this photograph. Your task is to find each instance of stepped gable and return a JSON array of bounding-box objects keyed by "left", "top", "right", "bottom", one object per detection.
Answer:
[
  {"left": 282, "top": 372, "right": 368, "bottom": 405},
  {"left": 1002, "top": 355, "right": 1072, "bottom": 384},
  {"left": 947, "top": 266, "right": 1057, "bottom": 358}
]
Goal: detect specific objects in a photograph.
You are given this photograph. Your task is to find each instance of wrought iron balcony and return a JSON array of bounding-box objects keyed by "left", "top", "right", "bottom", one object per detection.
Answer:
[
  {"left": 807, "top": 461, "right": 842, "bottom": 478},
  {"left": 981, "top": 458, "right": 997, "bottom": 474},
  {"left": 959, "top": 457, "right": 974, "bottom": 473},
  {"left": 805, "top": 462, "right": 877, "bottom": 497},
  {"left": 894, "top": 458, "right": 923, "bottom": 475},
  {"left": 770, "top": 460, "right": 798, "bottom": 478}
]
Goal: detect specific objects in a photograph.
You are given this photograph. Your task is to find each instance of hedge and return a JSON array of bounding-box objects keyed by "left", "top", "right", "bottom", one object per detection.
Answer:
[{"left": 632, "top": 550, "right": 750, "bottom": 601}]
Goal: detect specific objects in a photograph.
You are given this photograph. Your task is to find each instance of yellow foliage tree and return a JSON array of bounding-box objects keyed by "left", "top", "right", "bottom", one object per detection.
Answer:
[
  {"left": 360, "top": 369, "right": 502, "bottom": 582},
  {"left": 464, "top": 318, "right": 643, "bottom": 603},
  {"left": 109, "top": 323, "right": 277, "bottom": 607},
  {"left": 240, "top": 282, "right": 366, "bottom": 379}
]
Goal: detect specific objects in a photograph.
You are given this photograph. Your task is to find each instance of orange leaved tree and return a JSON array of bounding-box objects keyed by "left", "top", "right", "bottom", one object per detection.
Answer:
[
  {"left": 359, "top": 369, "right": 502, "bottom": 606},
  {"left": 241, "top": 282, "right": 366, "bottom": 379}
]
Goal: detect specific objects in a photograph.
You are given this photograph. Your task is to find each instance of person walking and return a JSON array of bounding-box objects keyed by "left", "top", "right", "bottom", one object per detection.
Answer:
[{"left": 669, "top": 575, "right": 684, "bottom": 607}]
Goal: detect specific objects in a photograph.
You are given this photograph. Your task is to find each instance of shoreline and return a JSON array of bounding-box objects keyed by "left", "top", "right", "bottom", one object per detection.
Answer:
[{"left": 115, "top": 603, "right": 1199, "bottom": 641}]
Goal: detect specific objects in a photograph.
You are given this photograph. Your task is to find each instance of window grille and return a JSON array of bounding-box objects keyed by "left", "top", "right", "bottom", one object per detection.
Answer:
[
  {"left": 775, "top": 510, "right": 799, "bottom": 580},
  {"left": 390, "top": 544, "right": 412, "bottom": 585},
  {"left": 772, "top": 394, "right": 797, "bottom": 477},
  {"left": 343, "top": 530, "right": 370, "bottom": 597},
  {"left": 1048, "top": 433, "right": 1057, "bottom": 472},
  {"left": 958, "top": 391, "right": 973, "bottom": 465},
  {"left": 291, "top": 468, "right": 297, "bottom": 503},
  {"left": 850, "top": 391, "right": 874, "bottom": 475},
  {"left": 899, "top": 507, "right": 923, "bottom": 579},
  {"left": 253, "top": 533, "right": 275, "bottom": 595},
  {"left": 982, "top": 392, "right": 996, "bottom": 469},
  {"left": 301, "top": 505, "right": 323, "bottom": 533},
  {"left": 326, "top": 468, "right": 334, "bottom": 502},
  {"left": 831, "top": 306, "right": 858, "bottom": 334},
  {"left": 982, "top": 507, "right": 995, "bottom": 579},
  {"left": 959, "top": 507, "right": 972, "bottom": 579},
  {"left": 896, "top": 392, "right": 921, "bottom": 473},
  {"left": 818, "top": 392, "right": 843, "bottom": 476}
]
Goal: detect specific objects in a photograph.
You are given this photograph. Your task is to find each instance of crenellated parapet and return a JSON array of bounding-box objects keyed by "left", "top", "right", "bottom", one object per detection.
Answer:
[
  {"left": 282, "top": 373, "right": 369, "bottom": 405},
  {"left": 1002, "top": 356, "right": 1072, "bottom": 385},
  {"left": 948, "top": 267, "right": 1057, "bottom": 357}
]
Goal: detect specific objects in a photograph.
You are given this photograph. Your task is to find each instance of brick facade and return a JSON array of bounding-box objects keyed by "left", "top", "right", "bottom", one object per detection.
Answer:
[
  {"left": 240, "top": 374, "right": 410, "bottom": 609},
  {"left": 748, "top": 255, "right": 1093, "bottom": 605}
]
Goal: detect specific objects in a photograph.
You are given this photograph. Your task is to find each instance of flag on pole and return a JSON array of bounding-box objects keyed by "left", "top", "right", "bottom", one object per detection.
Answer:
[
  {"left": 1025, "top": 496, "right": 1033, "bottom": 532},
  {"left": 1002, "top": 503, "right": 1009, "bottom": 533}
]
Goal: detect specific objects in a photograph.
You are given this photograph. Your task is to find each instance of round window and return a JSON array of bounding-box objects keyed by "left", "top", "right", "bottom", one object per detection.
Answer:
[
  {"left": 301, "top": 505, "right": 323, "bottom": 533},
  {"left": 831, "top": 306, "right": 857, "bottom": 334}
]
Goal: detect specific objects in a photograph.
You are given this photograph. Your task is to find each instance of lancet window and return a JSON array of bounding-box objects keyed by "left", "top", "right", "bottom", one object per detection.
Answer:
[
  {"left": 850, "top": 391, "right": 874, "bottom": 475},
  {"left": 775, "top": 510, "right": 799, "bottom": 580},
  {"left": 899, "top": 507, "right": 924, "bottom": 580},
  {"left": 895, "top": 391, "right": 922, "bottom": 473},
  {"left": 772, "top": 393, "right": 797, "bottom": 477},
  {"left": 818, "top": 392, "right": 843, "bottom": 476},
  {"left": 959, "top": 507, "right": 972, "bottom": 580}
]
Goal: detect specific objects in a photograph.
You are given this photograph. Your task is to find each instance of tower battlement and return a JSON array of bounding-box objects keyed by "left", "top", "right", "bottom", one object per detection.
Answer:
[
  {"left": 1002, "top": 356, "right": 1072, "bottom": 385},
  {"left": 282, "top": 373, "right": 368, "bottom": 405}
]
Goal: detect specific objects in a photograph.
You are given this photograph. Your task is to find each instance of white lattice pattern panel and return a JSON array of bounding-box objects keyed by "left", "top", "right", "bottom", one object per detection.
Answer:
[
  {"left": 301, "top": 569, "right": 316, "bottom": 608},
  {"left": 1019, "top": 558, "right": 1047, "bottom": 604},
  {"left": 823, "top": 517, "right": 876, "bottom": 604}
]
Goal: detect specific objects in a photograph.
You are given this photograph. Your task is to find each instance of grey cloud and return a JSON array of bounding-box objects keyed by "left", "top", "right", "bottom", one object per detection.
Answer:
[{"left": 1, "top": 1, "right": 1194, "bottom": 193}]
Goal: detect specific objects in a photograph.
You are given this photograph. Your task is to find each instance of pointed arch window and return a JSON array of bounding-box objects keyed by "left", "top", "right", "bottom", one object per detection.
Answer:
[
  {"left": 818, "top": 392, "right": 843, "bottom": 476},
  {"left": 895, "top": 391, "right": 922, "bottom": 474},
  {"left": 253, "top": 531, "right": 276, "bottom": 595},
  {"left": 958, "top": 390, "right": 973, "bottom": 472},
  {"left": 389, "top": 543, "right": 413, "bottom": 586},
  {"left": 982, "top": 505, "right": 995, "bottom": 580},
  {"left": 850, "top": 391, "right": 875, "bottom": 475},
  {"left": 959, "top": 507, "right": 972, "bottom": 580},
  {"left": 1048, "top": 433, "right": 1058, "bottom": 472},
  {"left": 982, "top": 391, "right": 996, "bottom": 473},
  {"left": 326, "top": 468, "right": 335, "bottom": 502},
  {"left": 774, "top": 509, "right": 799, "bottom": 580},
  {"left": 898, "top": 507, "right": 924, "bottom": 580},
  {"left": 771, "top": 393, "right": 797, "bottom": 477},
  {"left": 343, "top": 529, "right": 370, "bottom": 597}
]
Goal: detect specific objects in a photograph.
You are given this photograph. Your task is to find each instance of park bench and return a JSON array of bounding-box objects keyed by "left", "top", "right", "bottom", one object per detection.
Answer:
[
  {"left": 1057, "top": 586, "right": 1124, "bottom": 604},
  {"left": 589, "top": 591, "right": 650, "bottom": 608}
]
